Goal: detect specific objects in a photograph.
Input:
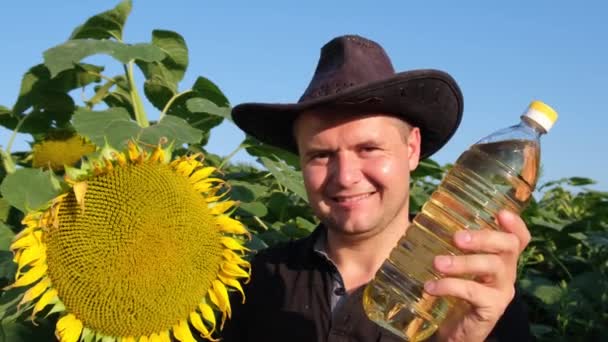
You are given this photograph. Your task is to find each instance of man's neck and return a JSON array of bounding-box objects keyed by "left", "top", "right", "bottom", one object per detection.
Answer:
[{"left": 325, "top": 214, "right": 411, "bottom": 292}]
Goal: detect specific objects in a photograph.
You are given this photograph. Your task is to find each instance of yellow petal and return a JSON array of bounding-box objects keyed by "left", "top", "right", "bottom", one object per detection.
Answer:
[
  {"left": 175, "top": 159, "right": 198, "bottom": 177},
  {"left": 198, "top": 301, "right": 216, "bottom": 333},
  {"left": 213, "top": 280, "right": 231, "bottom": 319},
  {"left": 19, "top": 277, "right": 50, "bottom": 307},
  {"left": 207, "top": 289, "right": 226, "bottom": 329},
  {"left": 115, "top": 152, "right": 127, "bottom": 166},
  {"left": 104, "top": 158, "right": 114, "bottom": 172},
  {"left": 159, "top": 331, "right": 171, "bottom": 342},
  {"left": 210, "top": 201, "right": 237, "bottom": 215},
  {"left": 127, "top": 141, "right": 141, "bottom": 162},
  {"left": 190, "top": 312, "right": 216, "bottom": 340},
  {"left": 32, "top": 288, "right": 58, "bottom": 317},
  {"left": 122, "top": 337, "right": 136, "bottom": 342},
  {"left": 138, "top": 336, "right": 148, "bottom": 342},
  {"left": 221, "top": 261, "right": 250, "bottom": 279},
  {"left": 218, "top": 274, "right": 246, "bottom": 303},
  {"left": 55, "top": 314, "right": 83, "bottom": 342},
  {"left": 148, "top": 333, "right": 162, "bottom": 342},
  {"left": 223, "top": 250, "right": 250, "bottom": 268},
  {"left": 189, "top": 167, "right": 216, "bottom": 183},
  {"left": 15, "top": 244, "right": 45, "bottom": 271},
  {"left": 148, "top": 146, "right": 165, "bottom": 163},
  {"left": 73, "top": 181, "right": 88, "bottom": 212},
  {"left": 172, "top": 319, "right": 196, "bottom": 342},
  {"left": 10, "top": 230, "right": 41, "bottom": 252},
  {"left": 9, "top": 263, "right": 47, "bottom": 289},
  {"left": 221, "top": 237, "right": 249, "bottom": 253},
  {"left": 217, "top": 216, "right": 250, "bottom": 236}
]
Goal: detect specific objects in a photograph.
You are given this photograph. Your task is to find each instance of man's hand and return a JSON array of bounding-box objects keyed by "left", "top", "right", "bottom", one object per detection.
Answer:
[{"left": 423, "top": 210, "right": 531, "bottom": 342}]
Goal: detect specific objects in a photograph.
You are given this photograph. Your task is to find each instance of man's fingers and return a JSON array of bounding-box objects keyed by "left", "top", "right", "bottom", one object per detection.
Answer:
[
  {"left": 497, "top": 210, "right": 531, "bottom": 253},
  {"left": 433, "top": 254, "right": 512, "bottom": 284},
  {"left": 453, "top": 229, "right": 521, "bottom": 256},
  {"left": 424, "top": 277, "right": 515, "bottom": 315}
]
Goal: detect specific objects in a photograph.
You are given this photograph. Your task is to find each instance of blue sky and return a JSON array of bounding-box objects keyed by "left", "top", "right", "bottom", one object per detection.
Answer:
[{"left": 1, "top": 0, "right": 606, "bottom": 191}]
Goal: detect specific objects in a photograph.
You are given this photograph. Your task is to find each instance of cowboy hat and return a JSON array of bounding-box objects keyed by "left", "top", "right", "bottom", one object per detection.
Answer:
[{"left": 231, "top": 34, "right": 463, "bottom": 159}]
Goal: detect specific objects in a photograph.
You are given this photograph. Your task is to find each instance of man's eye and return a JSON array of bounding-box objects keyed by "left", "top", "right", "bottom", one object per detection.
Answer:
[
  {"left": 360, "top": 146, "right": 380, "bottom": 154},
  {"left": 312, "top": 152, "right": 330, "bottom": 160}
]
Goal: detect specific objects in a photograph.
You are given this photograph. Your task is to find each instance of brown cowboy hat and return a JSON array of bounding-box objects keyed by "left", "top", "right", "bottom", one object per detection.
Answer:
[{"left": 231, "top": 34, "right": 464, "bottom": 159}]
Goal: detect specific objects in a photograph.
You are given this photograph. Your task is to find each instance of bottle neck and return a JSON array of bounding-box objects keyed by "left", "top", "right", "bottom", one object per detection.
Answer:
[{"left": 521, "top": 116, "right": 547, "bottom": 136}]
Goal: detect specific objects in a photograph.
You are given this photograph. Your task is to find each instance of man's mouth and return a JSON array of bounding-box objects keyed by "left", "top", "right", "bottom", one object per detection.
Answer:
[{"left": 331, "top": 192, "right": 376, "bottom": 203}]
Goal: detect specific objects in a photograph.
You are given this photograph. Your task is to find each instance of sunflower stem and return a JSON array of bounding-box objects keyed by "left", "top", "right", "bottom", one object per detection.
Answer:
[
  {"left": 253, "top": 216, "right": 269, "bottom": 230},
  {"left": 124, "top": 62, "right": 149, "bottom": 127},
  {"left": 160, "top": 90, "right": 195, "bottom": 120},
  {"left": 218, "top": 144, "right": 246, "bottom": 170},
  {"left": 2, "top": 115, "right": 27, "bottom": 174},
  {"left": 0, "top": 149, "right": 16, "bottom": 174}
]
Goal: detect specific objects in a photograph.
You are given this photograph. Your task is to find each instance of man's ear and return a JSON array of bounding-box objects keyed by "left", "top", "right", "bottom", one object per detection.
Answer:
[{"left": 407, "top": 126, "right": 421, "bottom": 171}]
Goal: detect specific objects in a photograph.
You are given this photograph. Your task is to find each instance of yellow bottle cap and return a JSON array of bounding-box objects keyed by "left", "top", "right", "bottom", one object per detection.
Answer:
[{"left": 523, "top": 100, "right": 558, "bottom": 132}]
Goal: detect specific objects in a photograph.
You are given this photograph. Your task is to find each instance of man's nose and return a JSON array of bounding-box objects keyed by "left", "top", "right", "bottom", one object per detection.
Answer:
[{"left": 330, "top": 152, "right": 362, "bottom": 187}]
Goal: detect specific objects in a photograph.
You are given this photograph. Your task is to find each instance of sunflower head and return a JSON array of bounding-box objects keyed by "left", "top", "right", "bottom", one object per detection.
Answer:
[
  {"left": 8, "top": 141, "right": 251, "bottom": 342},
  {"left": 31, "top": 133, "right": 96, "bottom": 171}
]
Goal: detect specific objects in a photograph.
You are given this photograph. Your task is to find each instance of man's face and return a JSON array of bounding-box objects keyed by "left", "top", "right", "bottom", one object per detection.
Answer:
[{"left": 294, "top": 111, "right": 421, "bottom": 238}]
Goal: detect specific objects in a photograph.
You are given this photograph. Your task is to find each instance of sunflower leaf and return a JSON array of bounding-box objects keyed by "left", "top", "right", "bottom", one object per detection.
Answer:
[
  {"left": 0, "top": 317, "right": 55, "bottom": 342},
  {"left": 0, "top": 198, "right": 10, "bottom": 223},
  {"left": 0, "top": 223, "right": 14, "bottom": 251},
  {"left": 136, "top": 30, "right": 189, "bottom": 111},
  {"left": 139, "top": 115, "right": 202, "bottom": 147},
  {"left": 0, "top": 168, "right": 63, "bottom": 214},
  {"left": 186, "top": 98, "right": 231, "bottom": 120},
  {"left": 260, "top": 157, "right": 307, "bottom": 202},
  {"left": 44, "top": 39, "right": 164, "bottom": 77},
  {"left": 72, "top": 107, "right": 140, "bottom": 149},
  {"left": 70, "top": 0, "right": 132, "bottom": 40}
]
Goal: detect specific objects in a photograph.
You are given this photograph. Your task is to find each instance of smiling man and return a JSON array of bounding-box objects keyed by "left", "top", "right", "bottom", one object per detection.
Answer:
[{"left": 223, "top": 35, "right": 533, "bottom": 342}]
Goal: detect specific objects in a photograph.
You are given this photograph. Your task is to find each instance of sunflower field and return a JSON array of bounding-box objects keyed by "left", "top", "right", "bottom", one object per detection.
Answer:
[{"left": 0, "top": 1, "right": 606, "bottom": 341}]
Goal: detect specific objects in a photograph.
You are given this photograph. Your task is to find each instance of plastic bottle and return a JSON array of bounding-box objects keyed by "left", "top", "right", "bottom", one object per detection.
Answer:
[{"left": 362, "top": 100, "right": 558, "bottom": 341}]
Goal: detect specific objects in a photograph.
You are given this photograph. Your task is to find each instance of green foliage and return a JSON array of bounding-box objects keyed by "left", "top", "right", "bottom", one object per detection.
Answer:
[{"left": 0, "top": 1, "right": 605, "bottom": 341}]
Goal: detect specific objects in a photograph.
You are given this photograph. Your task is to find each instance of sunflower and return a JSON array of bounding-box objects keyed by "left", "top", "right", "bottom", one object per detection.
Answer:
[
  {"left": 32, "top": 134, "right": 96, "bottom": 171},
  {"left": 7, "top": 141, "right": 251, "bottom": 342}
]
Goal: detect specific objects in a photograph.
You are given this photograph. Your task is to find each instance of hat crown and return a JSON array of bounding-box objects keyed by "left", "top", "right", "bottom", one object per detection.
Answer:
[{"left": 299, "top": 35, "right": 396, "bottom": 102}]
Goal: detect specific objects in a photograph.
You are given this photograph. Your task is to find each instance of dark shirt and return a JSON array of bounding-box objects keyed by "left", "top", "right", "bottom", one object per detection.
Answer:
[{"left": 221, "top": 225, "right": 533, "bottom": 341}]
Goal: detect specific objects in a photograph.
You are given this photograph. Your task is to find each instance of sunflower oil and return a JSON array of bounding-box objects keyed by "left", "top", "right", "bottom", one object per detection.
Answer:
[{"left": 363, "top": 101, "right": 558, "bottom": 341}]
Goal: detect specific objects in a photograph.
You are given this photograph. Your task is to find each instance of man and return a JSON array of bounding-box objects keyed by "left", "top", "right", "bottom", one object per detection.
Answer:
[{"left": 223, "top": 35, "right": 533, "bottom": 341}]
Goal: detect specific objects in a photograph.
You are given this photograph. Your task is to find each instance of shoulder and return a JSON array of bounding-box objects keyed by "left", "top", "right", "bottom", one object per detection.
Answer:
[{"left": 250, "top": 235, "right": 311, "bottom": 270}]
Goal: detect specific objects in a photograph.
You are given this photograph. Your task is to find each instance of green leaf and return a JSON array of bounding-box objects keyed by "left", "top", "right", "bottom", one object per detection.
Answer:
[
  {"left": 139, "top": 115, "right": 202, "bottom": 147},
  {"left": 73, "top": 108, "right": 202, "bottom": 149},
  {"left": 0, "top": 223, "right": 14, "bottom": 251},
  {"left": 72, "top": 107, "right": 140, "bottom": 149},
  {"left": 520, "top": 275, "right": 563, "bottom": 306},
  {"left": 70, "top": 0, "right": 132, "bottom": 40},
  {"left": 44, "top": 40, "right": 164, "bottom": 77},
  {"left": 238, "top": 202, "right": 268, "bottom": 217},
  {"left": 244, "top": 136, "right": 300, "bottom": 169},
  {"left": 0, "top": 106, "right": 18, "bottom": 131},
  {"left": 192, "top": 77, "right": 230, "bottom": 108},
  {"left": 260, "top": 157, "right": 307, "bottom": 202},
  {"left": 137, "top": 30, "right": 188, "bottom": 85},
  {"left": 2, "top": 64, "right": 104, "bottom": 134},
  {"left": 245, "top": 234, "right": 268, "bottom": 251},
  {"left": 411, "top": 158, "right": 444, "bottom": 180},
  {"left": 228, "top": 181, "right": 268, "bottom": 202},
  {"left": 568, "top": 177, "right": 596, "bottom": 186},
  {"left": 0, "top": 168, "right": 62, "bottom": 213},
  {"left": 0, "top": 198, "right": 10, "bottom": 223},
  {"left": 0, "top": 317, "right": 56, "bottom": 342},
  {"left": 100, "top": 76, "right": 134, "bottom": 118},
  {"left": 186, "top": 98, "right": 231, "bottom": 120},
  {"left": 143, "top": 76, "right": 175, "bottom": 111}
]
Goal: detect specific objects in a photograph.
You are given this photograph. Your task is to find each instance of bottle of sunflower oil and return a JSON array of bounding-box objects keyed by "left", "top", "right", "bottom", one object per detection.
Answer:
[{"left": 362, "top": 100, "right": 558, "bottom": 341}]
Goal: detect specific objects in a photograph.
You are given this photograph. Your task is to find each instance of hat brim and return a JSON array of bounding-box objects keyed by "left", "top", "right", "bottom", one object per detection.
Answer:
[{"left": 231, "top": 69, "right": 463, "bottom": 160}]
